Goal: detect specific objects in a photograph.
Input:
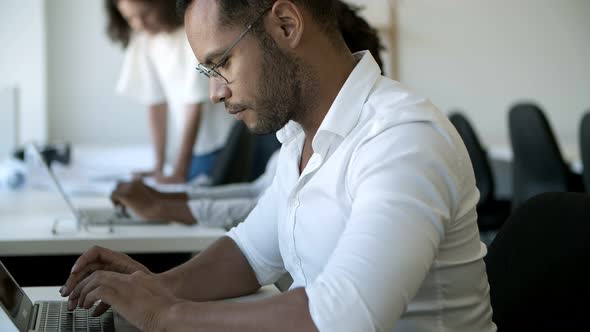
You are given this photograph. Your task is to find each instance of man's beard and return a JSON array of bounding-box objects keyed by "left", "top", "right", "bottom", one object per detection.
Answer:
[{"left": 247, "top": 31, "right": 318, "bottom": 135}]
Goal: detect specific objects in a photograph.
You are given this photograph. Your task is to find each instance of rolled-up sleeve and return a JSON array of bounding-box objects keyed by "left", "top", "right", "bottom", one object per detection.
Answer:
[
  {"left": 306, "top": 122, "right": 459, "bottom": 331},
  {"left": 226, "top": 178, "right": 286, "bottom": 286}
]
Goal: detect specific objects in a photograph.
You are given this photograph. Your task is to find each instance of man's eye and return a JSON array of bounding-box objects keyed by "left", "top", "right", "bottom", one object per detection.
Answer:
[{"left": 218, "top": 57, "right": 230, "bottom": 69}]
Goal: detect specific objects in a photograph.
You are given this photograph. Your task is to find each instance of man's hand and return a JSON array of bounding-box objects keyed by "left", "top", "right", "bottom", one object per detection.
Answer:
[
  {"left": 72, "top": 270, "right": 181, "bottom": 331},
  {"left": 61, "top": 246, "right": 151, "bottom": 311},
  {"left": 110, "top": 180, "right": 164, "bottom": 221}
]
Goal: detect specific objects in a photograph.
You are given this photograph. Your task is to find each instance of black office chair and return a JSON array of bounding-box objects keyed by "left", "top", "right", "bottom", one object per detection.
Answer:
[
  {"left": 485, "top": 192, "right": 590, "bottom": 331},
  {"left": 209, "top": 122, "right": 282, "bottom": 185},
  {"left": 248, "top": 132, "right": 281, "bottom": 182},
  {"left": 209, "top": 122, "right": 254, "bottom": 185},
  {"left": 580, "top": 111, "right": 590, "bottom": 191},
  {"left": 449, "top": 112, "right": 510, "bottom": 234},
  {"left": 508, "top": 103, "right": 583, "bottom": 209}
]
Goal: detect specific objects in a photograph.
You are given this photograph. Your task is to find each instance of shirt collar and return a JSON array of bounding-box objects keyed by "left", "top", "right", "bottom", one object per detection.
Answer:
[{"left": 276, "top": 51, "right": 381, "bottom": 146}]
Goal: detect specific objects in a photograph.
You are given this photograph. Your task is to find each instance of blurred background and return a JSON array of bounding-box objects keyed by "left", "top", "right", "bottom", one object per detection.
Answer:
[
  {"left": 1, "top": 0, "right": 589, "bottom": 149},
  {"left": 1, "top": 0, "right": 589, "bottom": 197}
]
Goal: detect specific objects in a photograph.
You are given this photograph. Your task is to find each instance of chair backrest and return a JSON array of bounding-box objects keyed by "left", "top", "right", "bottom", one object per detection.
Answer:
[
  {"left": 485, "top": 192, "right": 590, "bottom": 331},
  {"left": 580, "top": 111, "right": 590, "bottom": 191},
  {"left": 449, "top": 112, "right": 494, "bottom": 205},
  {"left": 249, "top": 132, "right": 281, "bottom": 182},
  {"left": 209, "top": 121, "right": 254, "bottom": 185},
  {"left": 508, "top": 103, "right": 570, "bottom": 208}
]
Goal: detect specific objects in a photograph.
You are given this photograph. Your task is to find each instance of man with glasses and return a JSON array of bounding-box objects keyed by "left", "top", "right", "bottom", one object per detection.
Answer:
[{"left": 60, "top": 1, "right": 496, "bottom": 331}]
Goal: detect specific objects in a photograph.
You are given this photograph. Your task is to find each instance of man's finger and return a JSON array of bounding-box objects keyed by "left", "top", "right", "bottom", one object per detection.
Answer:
[
  {"left": 91, "top": 301, "right": 112, "bottom": 317},
  {"left": 83, "top": 285, "right": 118, "bottom": 312},
  {"left": 110, "top": 186, "right": 130, "bottom": 207},
  {"left": 62, "top": 262, "right": 105, "bottom": 297},
  {"left": 70, "top": 246, "right": 113, "bottom": 274},
  {"left": 78, "top": 271, "right": 119, "bottom": 310},
  {"left": 81, "top": 272, "right": 129, "bottom": 310},
  {"left": 68, "top": 265, "right": 105, "bottom": 306},
  {"left": 68, "top": 275, "right": 94, "bottom": 311},
  {"left": 110, "top": 192, "right": 122, "bottom": 207}
]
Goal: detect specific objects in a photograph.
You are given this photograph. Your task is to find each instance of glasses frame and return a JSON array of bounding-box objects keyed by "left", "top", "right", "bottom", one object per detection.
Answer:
[{"left": 196, "top": 8, "right": 271, "bottom": 84}]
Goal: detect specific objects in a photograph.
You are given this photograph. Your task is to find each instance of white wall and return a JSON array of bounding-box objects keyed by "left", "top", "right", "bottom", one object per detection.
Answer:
[
  {"left": 46, "top": 0, "right": 148, "bottom": 145},
  {"left": 0, "top": 0, "right": 47, "bottom": 147},
  {"left": 0, "top": 88, "right": 18, "bottom": 157},
  {"left": 397, "top": 0, "right": 590, "bottom": 147}
]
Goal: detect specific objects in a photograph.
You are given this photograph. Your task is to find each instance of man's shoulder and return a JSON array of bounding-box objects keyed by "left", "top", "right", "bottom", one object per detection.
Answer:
[{"left": 361, "top": 77, "right": 446, "bottom": 135}]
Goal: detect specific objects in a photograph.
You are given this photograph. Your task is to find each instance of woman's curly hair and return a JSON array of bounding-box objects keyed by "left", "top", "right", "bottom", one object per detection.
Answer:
[{"left": 105, "top": 0, "right": 183, "bottom": 48}]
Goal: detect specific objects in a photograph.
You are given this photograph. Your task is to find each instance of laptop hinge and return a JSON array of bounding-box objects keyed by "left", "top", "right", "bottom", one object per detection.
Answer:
[{"left": 27, "top": 303, "right": 40, "bottom": 331}]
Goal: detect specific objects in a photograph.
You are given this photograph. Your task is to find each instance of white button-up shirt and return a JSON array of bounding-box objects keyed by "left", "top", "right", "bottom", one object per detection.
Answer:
[{"left": 227, "top": 52, "right": 496, "bottom": 332}]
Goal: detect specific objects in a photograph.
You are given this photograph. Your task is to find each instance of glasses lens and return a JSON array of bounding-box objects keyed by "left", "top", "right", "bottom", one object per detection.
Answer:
[
  {"left": 210, "top": 69, "right": 227, "bottom": 81},
  {"left": 196, "top": 64, "right": 228, "bottom": 83}
]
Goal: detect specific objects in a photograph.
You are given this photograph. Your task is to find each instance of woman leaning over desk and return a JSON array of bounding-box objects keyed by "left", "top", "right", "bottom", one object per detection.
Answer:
[{"left": 105, "top": 0, "right": 235, "bottom": 184}]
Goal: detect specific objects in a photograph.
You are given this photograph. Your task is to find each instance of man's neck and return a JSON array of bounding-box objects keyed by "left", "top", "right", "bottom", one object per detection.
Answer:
[{"left": 298, "top": 45, "right": 358, "bottom": 143}]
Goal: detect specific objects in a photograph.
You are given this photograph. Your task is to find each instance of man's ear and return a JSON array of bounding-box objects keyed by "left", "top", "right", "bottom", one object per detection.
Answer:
[{"left": 265, "top": 0, "right": 304, "bottom": 49}]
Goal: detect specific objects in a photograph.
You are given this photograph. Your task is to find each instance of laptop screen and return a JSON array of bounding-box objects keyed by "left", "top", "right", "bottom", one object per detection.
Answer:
[
  {"left": 29, "top": 144, "right": 81, "bottom": 222},
  {"left": 0, "top": 261, "right": 33, "bottom": 332}
]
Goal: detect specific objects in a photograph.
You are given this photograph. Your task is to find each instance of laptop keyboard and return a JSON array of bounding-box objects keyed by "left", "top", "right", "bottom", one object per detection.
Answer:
[{"left": 38, "top": 301, "right": 115, "bottom": 332}]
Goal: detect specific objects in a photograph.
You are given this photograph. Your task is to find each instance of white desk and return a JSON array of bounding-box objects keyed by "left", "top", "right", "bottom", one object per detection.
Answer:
[
  {"left": 0, "top": 190, "right": 226, "bottom": 256},
  {"left": 1, "top": 145, "right": 228, "bottom": 287},
  {"left": 0, "top": 285, "right": 280, "bottom": 332}
]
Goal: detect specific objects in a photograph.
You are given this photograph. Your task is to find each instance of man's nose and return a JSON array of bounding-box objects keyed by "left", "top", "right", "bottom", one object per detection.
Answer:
[{"left": 209, "top": 78, "right": 231, "bottom": 104}]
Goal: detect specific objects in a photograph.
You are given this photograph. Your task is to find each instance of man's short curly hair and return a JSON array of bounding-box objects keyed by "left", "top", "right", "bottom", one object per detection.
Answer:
[
  {"left": 177, "top": 0, "right": 338, "bottom": 32},
  {"left": 336, "top": 2, "right": 385, "bottom": 71}
]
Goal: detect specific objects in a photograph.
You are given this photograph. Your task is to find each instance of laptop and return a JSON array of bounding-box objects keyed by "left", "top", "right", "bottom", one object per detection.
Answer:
[
  {"left": 30, "top": 144, "right": 168, "bottom": 227},
  {"left": 0, "top": 260, "right": 122, "bottom": 332}
]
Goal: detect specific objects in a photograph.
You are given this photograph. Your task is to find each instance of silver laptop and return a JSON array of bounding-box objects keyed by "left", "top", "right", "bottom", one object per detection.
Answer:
[
  {"left": 30, "top": 144, "right": 167, "bottom": 227},
  {"left": 0, "top": 260, "right": 115, "bottom": 332}
]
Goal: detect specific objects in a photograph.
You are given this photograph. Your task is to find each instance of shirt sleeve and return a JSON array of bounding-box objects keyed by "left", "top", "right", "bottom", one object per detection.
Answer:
[
  {"left": 189, "top": 197, "right": 259, "bottom": 230},
  {"left": 188, "top": 182, "right": 260, "bottom": 200},
  {"left": 305, "top": 122, "right": 460, "bottom": 332},
  {"left": 116, "top": 34, "right": 166, "bottom": 106},
  {"left": 226, "top": 178, "right": 286, "bottom": 286}
]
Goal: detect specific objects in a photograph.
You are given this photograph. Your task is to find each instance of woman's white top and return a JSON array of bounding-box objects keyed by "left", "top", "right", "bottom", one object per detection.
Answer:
[{"left": 116, "top": 28, "right": 234, "bottom": 155}]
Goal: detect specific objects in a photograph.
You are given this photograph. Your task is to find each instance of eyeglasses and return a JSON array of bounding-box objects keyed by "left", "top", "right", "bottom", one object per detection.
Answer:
[{"left": 196, "top": 8, "right": 271, "bottom": 84}]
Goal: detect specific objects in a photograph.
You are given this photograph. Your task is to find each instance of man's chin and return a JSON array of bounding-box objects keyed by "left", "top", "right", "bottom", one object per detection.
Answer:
[
  {"left": 246, "top": 122, "right": 271, "bottom": 135},
  {"left": 245, "top": 122, "right": 264, "bottom": 135}
]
